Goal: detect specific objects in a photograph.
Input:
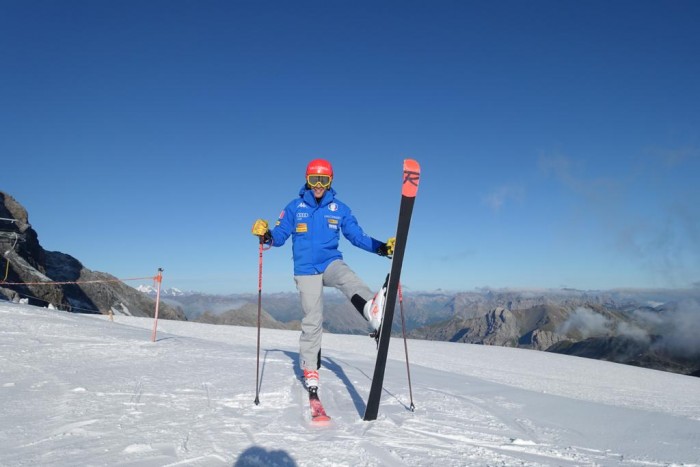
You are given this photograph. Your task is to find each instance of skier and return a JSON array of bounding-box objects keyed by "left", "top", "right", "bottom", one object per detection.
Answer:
[{"left": 251, "top": 158, "right": 394, "bottom": 390}]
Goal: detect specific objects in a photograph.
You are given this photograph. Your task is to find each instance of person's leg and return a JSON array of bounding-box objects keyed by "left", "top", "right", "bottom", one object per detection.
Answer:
[
  {"left": 323, "top": 260, "right": 374, "bottom": 316},
  {"left": 324, "top": 260, "right": 387, "bottom": 330},
  {"left": 294, "top": 274, "right": 324, "bottom": 380}
]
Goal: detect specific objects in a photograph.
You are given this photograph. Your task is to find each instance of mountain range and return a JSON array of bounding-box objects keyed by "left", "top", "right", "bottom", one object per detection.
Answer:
[
  {"left": 140, "top": 285, "right": 700, "bottom": 377},
  {"left": 2, "top": 190, "right": 698, "bottom": 377}
]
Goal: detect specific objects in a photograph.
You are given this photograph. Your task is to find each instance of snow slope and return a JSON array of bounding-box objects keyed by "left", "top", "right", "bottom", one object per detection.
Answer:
[{"left": 1, "top": 301, "right": 699, "bottom": 466}]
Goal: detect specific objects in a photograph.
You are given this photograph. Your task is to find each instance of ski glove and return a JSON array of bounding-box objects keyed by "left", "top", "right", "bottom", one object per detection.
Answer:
[
  {"left": 377, "top": 237, "right": 396, "bottom": 257},
  {"left": 253, "top": 219, "right": 270, "bottom": 237}
]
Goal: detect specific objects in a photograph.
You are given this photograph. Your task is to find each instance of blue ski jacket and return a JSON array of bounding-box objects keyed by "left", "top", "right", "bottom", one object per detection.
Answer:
[{"left": 269, "top": 185, "right": 383, "bottom": 276}]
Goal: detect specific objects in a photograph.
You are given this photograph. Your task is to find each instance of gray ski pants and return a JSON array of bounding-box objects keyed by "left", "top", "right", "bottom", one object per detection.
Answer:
[{"left": 294, "top": 259, "right": 373, "bottom": 372}]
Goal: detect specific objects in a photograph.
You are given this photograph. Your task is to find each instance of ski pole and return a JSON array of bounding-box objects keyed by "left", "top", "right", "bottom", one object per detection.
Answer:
[
  {"left": 254, "top": 236, "right": 264, "bottom": 405},
  {"left": 398, "top": 283, "right": 415, "bottom": 411}
]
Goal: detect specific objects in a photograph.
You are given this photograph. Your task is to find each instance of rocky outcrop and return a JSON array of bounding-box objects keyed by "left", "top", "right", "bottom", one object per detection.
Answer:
[
  {"left": 412, "top": 307, "right": 531, "bottom": 348},
  {"left": 530, "top": 329, "right": 565, "bottom": 350},
  {"left": 0, "top": 191, "right": 184, "bottom": 320},
  {"left": 454, "top": 307, "right": 521, "bottom": 347}
]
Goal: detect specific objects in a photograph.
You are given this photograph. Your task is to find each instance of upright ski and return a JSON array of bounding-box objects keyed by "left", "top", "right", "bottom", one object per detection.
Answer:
[
  {"left": 308, "top": 387, "right": 331, "bottom": 423},
  {"left": 363, "top": 159, "right": 420, "bottom": 421}
]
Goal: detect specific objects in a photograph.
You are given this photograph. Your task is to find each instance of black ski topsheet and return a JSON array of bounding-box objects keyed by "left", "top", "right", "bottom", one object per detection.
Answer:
[{"left": 364, "top": 159, "right": 420, "bottom": 421}]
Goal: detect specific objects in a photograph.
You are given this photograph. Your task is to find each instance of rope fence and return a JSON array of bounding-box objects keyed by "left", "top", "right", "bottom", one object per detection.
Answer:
[
  {"left": 0, "top": 217, "right": 165, "bottom": 340},
  {"left": 0, "top": 267, "right": 166, "bottom": 342},
  {"left": 0, "top": 276, "right": 158, "bottom": 286}
]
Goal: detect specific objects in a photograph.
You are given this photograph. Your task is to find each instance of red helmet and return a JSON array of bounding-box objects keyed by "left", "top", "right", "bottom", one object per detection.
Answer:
[{"left": 305, "top": 159, "right": 333, "bottom": 177}]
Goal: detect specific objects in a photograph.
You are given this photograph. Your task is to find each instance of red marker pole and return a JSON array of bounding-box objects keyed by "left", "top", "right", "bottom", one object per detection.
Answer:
[{"left": 150, "top": 268, "right": 164, "bottom": 342}]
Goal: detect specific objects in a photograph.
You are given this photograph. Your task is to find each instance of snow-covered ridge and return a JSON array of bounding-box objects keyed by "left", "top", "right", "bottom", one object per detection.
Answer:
[
  {"left": 1, "top": 300, "right": 699, "bottom": 466},
  {"left": 135, "top": 285, "right": 186, "bottom": 296}
]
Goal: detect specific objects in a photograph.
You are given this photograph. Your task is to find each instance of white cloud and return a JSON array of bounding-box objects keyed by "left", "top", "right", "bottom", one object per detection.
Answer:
[
  {"left": 482, "top": 185, "right": 524, "bottom": 212},
  {"left": 559, "top": 307, "right": 612, "bottom": 338}
]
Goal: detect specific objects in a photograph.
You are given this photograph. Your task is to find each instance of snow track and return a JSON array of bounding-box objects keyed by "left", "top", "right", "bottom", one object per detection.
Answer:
[{"left": 1, "top": 302, "right": 699, "bottom": 466}]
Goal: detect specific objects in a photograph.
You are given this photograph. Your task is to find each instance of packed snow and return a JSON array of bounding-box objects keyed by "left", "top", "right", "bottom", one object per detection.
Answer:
[{"left": 1, "top": 301, "right": 699, "bottom": 466}]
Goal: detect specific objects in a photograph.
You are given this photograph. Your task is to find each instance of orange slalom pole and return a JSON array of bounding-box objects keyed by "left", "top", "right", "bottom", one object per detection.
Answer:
[{"left": 150, "top": 268, "right": 164, "bottom": 342}]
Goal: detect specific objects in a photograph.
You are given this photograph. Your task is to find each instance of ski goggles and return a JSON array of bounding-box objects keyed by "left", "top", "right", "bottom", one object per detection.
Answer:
[{"left": 306, "top": 174, "right": 332, "bottom": 188}]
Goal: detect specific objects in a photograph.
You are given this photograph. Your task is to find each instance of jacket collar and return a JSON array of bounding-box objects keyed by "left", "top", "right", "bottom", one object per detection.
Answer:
[{"left": 299, "top": 184, "right": 336, "bottom": 207}]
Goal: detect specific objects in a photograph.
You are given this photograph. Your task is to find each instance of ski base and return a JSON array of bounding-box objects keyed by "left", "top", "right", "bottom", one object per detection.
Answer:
[
  {"left": 369, "top": 274, "right": 390, "bottom": 347},
  {"left": 308, "top": 387, "right": 331, "bottom": 423}
]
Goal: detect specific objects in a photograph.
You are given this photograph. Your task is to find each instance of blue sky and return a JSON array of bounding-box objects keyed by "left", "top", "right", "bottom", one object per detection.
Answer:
[{"left": 2, "top": 1, "right": 699, "bottom": 294}]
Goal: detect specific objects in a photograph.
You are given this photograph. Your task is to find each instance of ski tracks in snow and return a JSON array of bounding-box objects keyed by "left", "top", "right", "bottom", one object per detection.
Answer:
[
  {"left": 2, "top": 305, "right": 699, "bottom": 466},
  {"left": 273, "top": 352, "right": 676, "bottom": 467}
]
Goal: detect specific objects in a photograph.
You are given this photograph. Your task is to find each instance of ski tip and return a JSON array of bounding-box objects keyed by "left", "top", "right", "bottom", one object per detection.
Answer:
[
  {"left": 311, "top": 415, "right": 332, "bottom": 423},
  {"left": 404, "top": 158, "right": 420, "bottom": 170},
  {"left": 402, "top": 159, "right": 420, "bottom": 198}
]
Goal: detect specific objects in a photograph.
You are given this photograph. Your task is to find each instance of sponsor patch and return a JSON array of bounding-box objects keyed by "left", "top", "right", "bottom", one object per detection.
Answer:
[
  {"left": 296, "top": 223, "right": 308, "bottom": 233},
  {"left": 327, "top": 218, "right": 338, "bottom": 224}
]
